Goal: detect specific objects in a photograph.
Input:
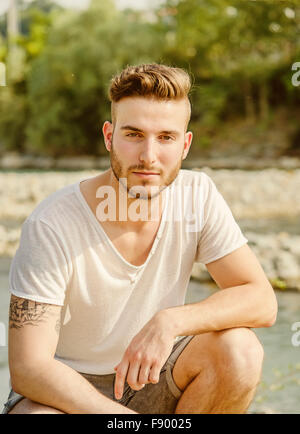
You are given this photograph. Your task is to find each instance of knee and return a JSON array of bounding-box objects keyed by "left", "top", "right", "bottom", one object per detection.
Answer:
[
  {"left": 214, "top": 328, "right": 264, "bottom": 389},
  {"left": 8, "top": 398, "right": 65, "bottom": 414}
]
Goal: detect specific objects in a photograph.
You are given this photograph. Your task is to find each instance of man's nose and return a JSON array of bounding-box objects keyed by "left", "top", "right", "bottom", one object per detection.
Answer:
[{"left": 139, "top": 138, "right": 157, "bottom": 165}]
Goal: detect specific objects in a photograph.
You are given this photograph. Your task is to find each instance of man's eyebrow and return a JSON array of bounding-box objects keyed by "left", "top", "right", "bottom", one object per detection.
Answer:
[
  {"left": 120, "top": 125, "right": 180, "bottom": 135},
  {"left": 120, "top": 125, "right": 143, "bottom": 132},
  {"left": 159, "top": 130, "right": 180, "bottom": 136}
]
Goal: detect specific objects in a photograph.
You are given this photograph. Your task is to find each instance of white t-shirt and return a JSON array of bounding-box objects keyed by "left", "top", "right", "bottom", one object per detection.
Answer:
[{"left": 9, "top": 169, "right": 248, "bottom": 374}]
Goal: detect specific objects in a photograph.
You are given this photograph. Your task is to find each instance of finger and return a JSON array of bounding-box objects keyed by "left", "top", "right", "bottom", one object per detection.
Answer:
[
  {"left": 114, "top": 360, "right": 129, "bottom": 400},
  {"left": 149, "top": 362, "right": 161, "bottom": 384},
  {"left": 138, "top": 364, "right": 151, "bottom": 385},
  {"left": 127, "top": 360, "right": 145, "bottom": 391}
]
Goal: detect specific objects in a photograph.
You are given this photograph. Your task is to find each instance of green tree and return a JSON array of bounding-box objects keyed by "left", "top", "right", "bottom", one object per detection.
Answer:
[
  {"left": 25, "top": 0, "right": 164, "bottom": 157},
  {"left": 1, "top": 0, "right": 299, "bottom": 157},
  {"left": 0, "top": 0, "right": 59, "bottom": 153},
  {"left": 155, "top": 0, "right": 300, "bottom": 148}
]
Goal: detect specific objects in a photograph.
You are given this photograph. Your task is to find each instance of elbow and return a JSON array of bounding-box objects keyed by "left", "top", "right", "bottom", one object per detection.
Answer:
[
  {"left": 9, "top": 361, "right": 22, "bottom": 393},
  {"left": 10, "top": 377, "right": 22, "bottom": 395},
  {"left": 263, "top": 312, "right": 277, "bottom": 328},
  {"left": 10, "top": 368, "right": 27, "bottom": 395},
  {"left": 9, "top": 358, "right": 52, "bottom": 395},
  {"left": 10, "top": 364, "right": 33, "bottom": 395},
  {"left": 262, "top": 288, "right": 278, "bottom": 328},
  {"left": 267, "top": 301, "right": 278, "bottom": 326}
]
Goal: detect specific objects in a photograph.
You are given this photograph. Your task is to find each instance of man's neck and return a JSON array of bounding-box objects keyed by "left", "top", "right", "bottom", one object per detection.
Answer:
[{"left": 91, "top": 169, "right": 165, "bottom": 230}]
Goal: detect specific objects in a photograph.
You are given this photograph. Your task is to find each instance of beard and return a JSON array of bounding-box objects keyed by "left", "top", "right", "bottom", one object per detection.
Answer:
[{"left": 110, "top": 140, "right": 183, "bottom": 200}]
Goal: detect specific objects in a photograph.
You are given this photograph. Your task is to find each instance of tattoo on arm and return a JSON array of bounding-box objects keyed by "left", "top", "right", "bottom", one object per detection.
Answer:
[{"left": 9, "top": 297, "right": 50, "bottom": 330}]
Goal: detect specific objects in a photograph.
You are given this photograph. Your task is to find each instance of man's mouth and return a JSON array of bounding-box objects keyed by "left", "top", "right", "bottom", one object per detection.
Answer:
[{"left": 132, "top": 171, "right": 160, "bottom": 177}]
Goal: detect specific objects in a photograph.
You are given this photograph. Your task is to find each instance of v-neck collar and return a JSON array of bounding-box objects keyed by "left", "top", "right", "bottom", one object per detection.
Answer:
[{"left": 74, "top": 178, "right": 169, "bottom": 270}]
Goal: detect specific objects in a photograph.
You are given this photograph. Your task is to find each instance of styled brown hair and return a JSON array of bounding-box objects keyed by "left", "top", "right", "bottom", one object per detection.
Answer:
[{"left": 108, "top": 63, "right": 192, "bottom": 127}]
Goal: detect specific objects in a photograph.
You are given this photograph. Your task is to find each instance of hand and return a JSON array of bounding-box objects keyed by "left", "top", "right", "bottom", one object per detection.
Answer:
[{"left": 113, "top": 311, "right": 175, "bottom": 400}]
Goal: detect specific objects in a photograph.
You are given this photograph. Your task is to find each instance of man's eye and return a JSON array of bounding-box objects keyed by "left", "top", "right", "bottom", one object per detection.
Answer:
[
  {"left": 127, "top": 133, "right": 141, "bottom": 137},
  {"left": 160, "top": 135, "right": 172, "bottom": 141}
]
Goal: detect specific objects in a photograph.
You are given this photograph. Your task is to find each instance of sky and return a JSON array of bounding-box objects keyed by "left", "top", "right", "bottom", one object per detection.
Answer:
[{"left": 0, "top": 0, "right": 163, "bottom": 16}]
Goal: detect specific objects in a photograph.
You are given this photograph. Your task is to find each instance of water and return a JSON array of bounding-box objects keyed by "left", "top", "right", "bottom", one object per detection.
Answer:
[
  {"left": 239, "top": 216, "right": 300, "bottom": 236},
  {"left": 0, "top": 260, "right": 299, "bottom": 413}
]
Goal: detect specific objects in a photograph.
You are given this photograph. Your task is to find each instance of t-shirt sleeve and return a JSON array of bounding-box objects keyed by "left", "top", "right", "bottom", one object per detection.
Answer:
[
  {"left": 195, "top": 173, "right": 248, "bottom": 264},
  {"left": 8, "top": 218, "right": 69, "bottom": 305}
]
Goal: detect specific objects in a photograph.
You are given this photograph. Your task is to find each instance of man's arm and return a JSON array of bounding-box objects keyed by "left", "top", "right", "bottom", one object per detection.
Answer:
[
  {"left": 114, "top": 244, "right": 278, "bottom": 400},
  {"left": 9, "top": 295, "right": 137, "bottom": 414},
  {"left": 161, "top": 244, "right": 278, "bottom": 336}
]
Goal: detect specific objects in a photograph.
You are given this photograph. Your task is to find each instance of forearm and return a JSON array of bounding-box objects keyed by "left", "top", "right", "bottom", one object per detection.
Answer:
[
  {"left": 162, "top": 282, "right": 278, "bottom": 337},
  {"left": 11, "top": 358, "right": 137, "bottom": 414}
]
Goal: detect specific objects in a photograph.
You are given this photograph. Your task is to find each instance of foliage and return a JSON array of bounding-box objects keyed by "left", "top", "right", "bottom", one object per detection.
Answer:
[
  {"left": 270, "top": 278, "right": 288, "bottom": 291},
  {"left": 0, "top": 0, "right": 59, "bottom": 153},
  {"left": 0, "top": 0, "right": 299, "bottom": 156},
  {"left": 253, "top": 363, "right": 300, "bottom": 413},
  {"left": 156, "top": 0, "right": 300, "bottom": 128},
  {"left": 25, "top": 1, "right": 164, "bottom": 156}
]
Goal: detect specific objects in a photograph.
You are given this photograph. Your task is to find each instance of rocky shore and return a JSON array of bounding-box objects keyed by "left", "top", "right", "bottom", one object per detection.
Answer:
[
  {"left": 0, "top": 168, "right": 299, "bottom": 291},
  {"left": 1, "top": 152, "right": 300, "bottom": 171}
]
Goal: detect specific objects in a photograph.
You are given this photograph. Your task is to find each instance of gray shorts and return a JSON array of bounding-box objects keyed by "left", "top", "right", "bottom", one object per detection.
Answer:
[{"left": 2, "top": 335, "right": 194, "bottom": 414}]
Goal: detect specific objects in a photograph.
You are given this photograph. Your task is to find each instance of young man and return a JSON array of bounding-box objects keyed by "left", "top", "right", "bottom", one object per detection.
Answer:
[{"left": 3, "top": 64, "right": 277, "bottom": 414}]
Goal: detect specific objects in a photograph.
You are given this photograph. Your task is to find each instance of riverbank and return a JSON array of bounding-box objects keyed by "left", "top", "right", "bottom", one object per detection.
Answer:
[
  {"left": 1, "top": 153, "right": 300, "bottom": 171},
  {"left": 0, "top": 168, "right": 299, "bottom": 290}
]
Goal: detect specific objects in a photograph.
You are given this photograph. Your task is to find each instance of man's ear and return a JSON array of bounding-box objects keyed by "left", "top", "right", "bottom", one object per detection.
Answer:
[
  {"left": 102, "top": 121, "right": 113, "bottom": 151},
  {"left": 182, "top": 131, "right": 193, "bottom": 160}
]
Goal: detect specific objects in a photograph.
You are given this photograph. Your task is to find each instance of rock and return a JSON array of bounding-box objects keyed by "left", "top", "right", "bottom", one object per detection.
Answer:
[
  {"left": 95, "top": 157, "right": 110, "bottom": 170},
  {"left": 275, "top": 251, "right": 300, "bottom": 280},
  {"left": 191, "top": 262, "right": 210, "bottom": 282},
  {"left": 191, "top": 228, "right": 300, "bottom": 291},
  {"left": 0, "top": 225, "right": 21, "bottom": 257},
  {"left": 280, "top": 236, "right": 300, "bottom": 256},
  {"left": 55, "top": 156, "right": 97, "bottom": 170},
  {"left": 1, "top": 153, "right": 29, "bottom": 169},
  {"left": 0, "top": 169, "right": 299, "bottom": 291},
  {"left": 32, "top": 156, "right": 55, "bottom": 170}
]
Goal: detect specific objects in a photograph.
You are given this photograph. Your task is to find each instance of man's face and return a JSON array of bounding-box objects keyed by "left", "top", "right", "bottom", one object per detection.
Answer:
[{"left": 103, "top": 96, "right": 193, "bottom": 199}]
